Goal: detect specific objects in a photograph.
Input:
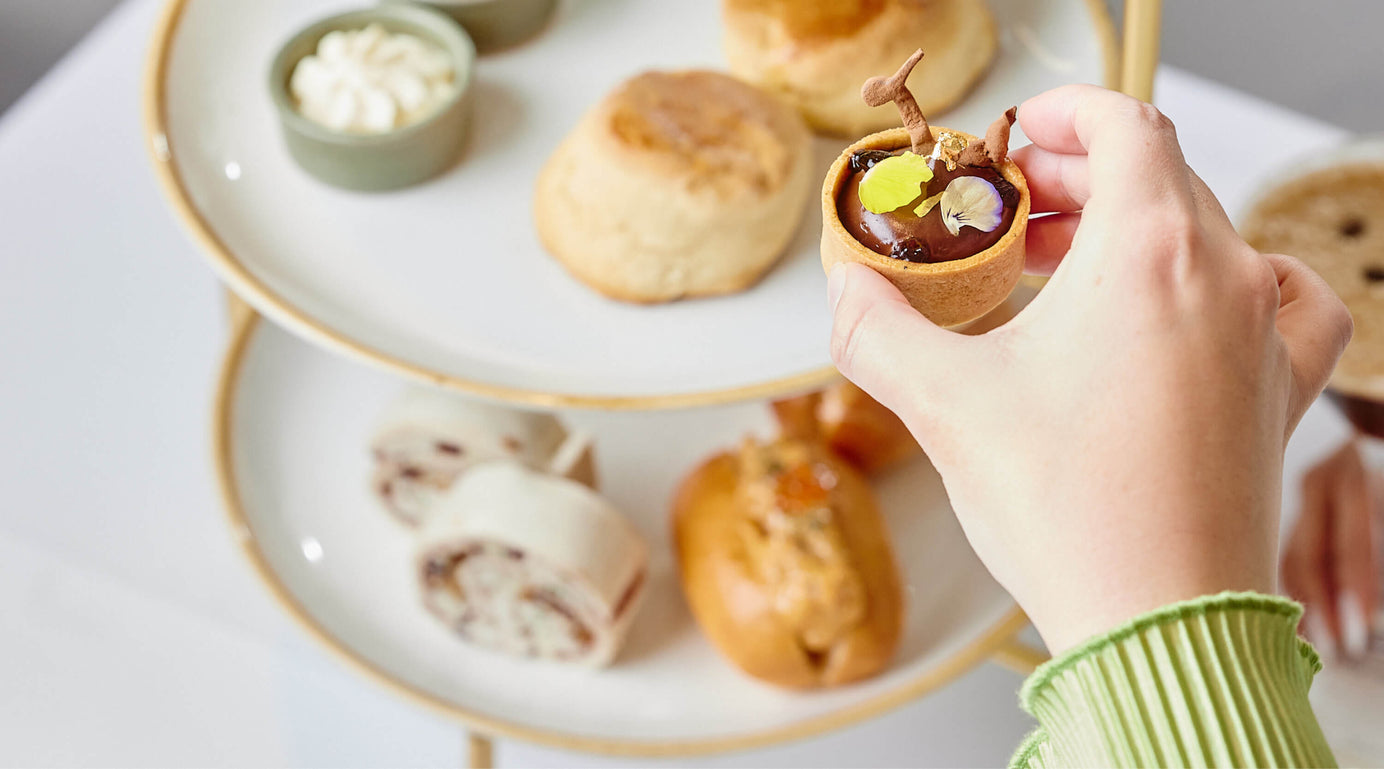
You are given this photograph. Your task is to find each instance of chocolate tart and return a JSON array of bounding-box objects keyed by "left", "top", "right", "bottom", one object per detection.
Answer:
[{"left": 821, "top": 126, "right": 1029, "bottom": 327}]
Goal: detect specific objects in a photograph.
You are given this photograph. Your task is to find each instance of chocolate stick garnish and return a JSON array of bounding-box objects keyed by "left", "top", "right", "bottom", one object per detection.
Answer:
[
  {"left": 862, "top": 49, "right": 931, "bottom": 155},
  {"left": 958, "top": 107, "right": 1017, "bottom": 167}
]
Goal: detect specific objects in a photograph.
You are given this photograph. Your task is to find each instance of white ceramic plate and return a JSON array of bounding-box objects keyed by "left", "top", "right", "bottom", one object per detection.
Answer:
[
  {"left": 152, "top": 0, "right": 1116, "bottom": 409},
  {"left": 216, "top": 316, "right": 1026, "bottom": 755}
]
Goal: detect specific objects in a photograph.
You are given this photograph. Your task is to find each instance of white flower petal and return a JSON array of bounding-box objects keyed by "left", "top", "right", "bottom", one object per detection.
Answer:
[{"left": 940, "top": 176, "right": 1003, "bottom": 236}]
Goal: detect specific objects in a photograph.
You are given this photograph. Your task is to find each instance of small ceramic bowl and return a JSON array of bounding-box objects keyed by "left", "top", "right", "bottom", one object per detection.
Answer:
[
  {"left": 386, "top": 0, "right": 557, "bottom": 53},
  {"left": 268, "top": 4, "right": 476, "bottom": 191}
]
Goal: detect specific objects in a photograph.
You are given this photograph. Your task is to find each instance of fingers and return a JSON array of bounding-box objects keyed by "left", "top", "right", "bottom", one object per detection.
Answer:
[
  {"left": 827, "top": 263, "right": 968, "bottom": 421},
  {"left": 1017, "top": 84, "right": 1193, "bottom": 212},
  {"left": 1264, "top": 253, "right": 1354, "bottom": 430},
  {"left": 1284, "top": 456, "right": 1340, "bottom": 651},
  {"left": 1024, "top": 213, "right": 1082, "bottom": 276},
  {"left": 1009, "top": 145, "right": 1089, "bottom": 213},
  {"left": 1328, "top": 443, "right": 1378, "bottom": 658}
]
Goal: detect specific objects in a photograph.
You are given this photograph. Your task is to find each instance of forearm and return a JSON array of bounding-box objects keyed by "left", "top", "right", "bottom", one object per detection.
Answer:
[{"left": 1012, "top": 592, "right": 1336, "bottom": 769}]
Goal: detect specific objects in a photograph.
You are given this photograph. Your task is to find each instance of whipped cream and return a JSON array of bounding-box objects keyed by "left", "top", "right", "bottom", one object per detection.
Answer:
[{"left": 289, "top": 24, "right": 457, "bottom": 135}]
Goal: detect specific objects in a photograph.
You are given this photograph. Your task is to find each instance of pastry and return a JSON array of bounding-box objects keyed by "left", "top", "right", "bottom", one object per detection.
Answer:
[
  {"left": 1242, "top": 163, "right": 1384, "bottom": 400},
  {"left": 672, "top": 437, "right": 903, "bottom": 687},
  {"left": 417, "top": 462, "right": 648, "bottom": 666},
  {"left": 534, "top": 70, "right": 813, "bottom": 303},
  {"left": 821, "top": 50, "right": 1028, "bottom": 326},
  {"left": 772, "top": 382, "right": 920, "bottom": 474},
  {"left": 722, "top": 0, "right": 997, "bottom": 137},
  {"left": 1241, "top": 161, "right": 1384, "bottom": 427},
  {"left": 370, "top": 388, "right": 587, "bottom": 526}
]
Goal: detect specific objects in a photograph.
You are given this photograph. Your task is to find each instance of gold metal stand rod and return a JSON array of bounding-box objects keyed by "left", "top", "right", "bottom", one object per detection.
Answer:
[
  {"left": 990, "top": 637, "right": 1051, "bottom": 676},
  {"left": 1121, "top": 0, "right": 1163, "bottom": 102},
  {"left": 468, "top": 732, "right": 494, "bottom": 769}
]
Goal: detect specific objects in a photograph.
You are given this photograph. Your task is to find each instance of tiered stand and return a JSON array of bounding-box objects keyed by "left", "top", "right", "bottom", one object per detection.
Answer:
[{"left": 147, "top": 0, "right": 1161, "bottom": 764}]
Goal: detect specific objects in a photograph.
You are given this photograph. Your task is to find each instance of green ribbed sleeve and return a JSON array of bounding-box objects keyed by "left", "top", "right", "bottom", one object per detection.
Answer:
[{"left": 1010, "top": 592, "right": 1336, "bottom": 769}]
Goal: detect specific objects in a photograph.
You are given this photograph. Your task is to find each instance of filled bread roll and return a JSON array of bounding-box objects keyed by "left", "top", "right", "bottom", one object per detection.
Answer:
[
  {"left": 672, "top": 437, "right": 903, "bottom": 687},
  {"left": 534, "top": 69, "right": 813, "bottom": 303},
  {"left": 771, "top": 382, "right": 920, "bottom": 474},
  {"left": 370, "top": 388, "right": 583, "bottom": 526},
  {"left": 722, "top": 0, "right": 997, "bottom": 137},
  {"left": 418, "top": 462, "right": 648, "bottom": 666}
]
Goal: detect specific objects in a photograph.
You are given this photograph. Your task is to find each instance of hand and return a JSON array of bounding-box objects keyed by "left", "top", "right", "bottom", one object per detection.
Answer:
[
  {"left": 1282, "top": 439, "right": 1379, "bottom": 659},
  {"left": 826, "top": 84, "right": 1353, "bottom": 654}
]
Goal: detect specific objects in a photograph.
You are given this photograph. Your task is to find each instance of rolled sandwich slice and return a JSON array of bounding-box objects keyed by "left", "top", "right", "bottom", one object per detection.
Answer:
[
  {"left": 417, "top": 462, "right": 648, "bottom": 666},
  {"left": 370, "top": 387, "right": 581, "bottom": 526}
]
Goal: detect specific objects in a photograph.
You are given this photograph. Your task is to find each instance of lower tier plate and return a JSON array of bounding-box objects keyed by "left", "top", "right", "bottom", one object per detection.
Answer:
[{"left": 214, "top": 314, "right": 1024, "bottom": 755}]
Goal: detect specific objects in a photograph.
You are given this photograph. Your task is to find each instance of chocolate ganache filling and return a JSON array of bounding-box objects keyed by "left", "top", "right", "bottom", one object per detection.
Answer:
[{"left": 837, "top": 149, "right": 1019, "bottom": 264}]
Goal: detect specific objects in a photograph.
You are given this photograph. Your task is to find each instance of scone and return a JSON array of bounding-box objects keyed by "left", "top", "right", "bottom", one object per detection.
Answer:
[
  {"left": 672, "top": 437, "right": 903, "bottom": 688},
  {"left": 1240, "top": 162, "right": 1384, "bottom": 405},
  {"left": 771, "top": 382, "right": 920, "bottom": 474},
  {"left": 534, "top": 70, "right": 813, "bottom": 303},
  {"left": 722, "top": 0, "right": 997, "bottom": 137}
]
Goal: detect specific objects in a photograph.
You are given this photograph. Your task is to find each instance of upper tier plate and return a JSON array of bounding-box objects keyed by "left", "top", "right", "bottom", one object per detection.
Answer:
[
  {"left": 147, "top": 0, "right": 1114, "bottom": 408},
  {"left": 216, "top": 315, "right": 1026, "bottom": 754}
]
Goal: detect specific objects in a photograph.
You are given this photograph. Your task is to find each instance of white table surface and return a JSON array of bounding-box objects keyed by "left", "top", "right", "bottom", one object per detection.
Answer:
[{"left": 0, "top": 0, "right": 1357, "bottom": 765}]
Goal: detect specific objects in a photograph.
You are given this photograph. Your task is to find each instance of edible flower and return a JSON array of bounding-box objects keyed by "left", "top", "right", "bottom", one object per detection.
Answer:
[
  {"left": 939, "top": 176, "right": 1002, "bottom": 235},
  {"left": 857, "top": 152, "right": 934, "bottom": 214},
  {"left": 913, "top": 191, "right": 944, "bottom": 218}
]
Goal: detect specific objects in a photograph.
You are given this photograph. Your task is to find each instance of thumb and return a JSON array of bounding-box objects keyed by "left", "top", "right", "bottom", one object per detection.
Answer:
[
  {"left": 827, "top": 263, "right": 970, "bottom": 419},
  {"left": 1262, "top": 253, "right": 1353, "bottom": 433}
]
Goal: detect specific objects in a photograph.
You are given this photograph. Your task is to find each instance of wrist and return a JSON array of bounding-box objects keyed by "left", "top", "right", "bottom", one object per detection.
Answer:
[
  {"left": 1033, "top": 570, "right": 1276, "bottom": 656},
  {"left": 1016, "top": 592, "right": 1334, "bottom": 769}
]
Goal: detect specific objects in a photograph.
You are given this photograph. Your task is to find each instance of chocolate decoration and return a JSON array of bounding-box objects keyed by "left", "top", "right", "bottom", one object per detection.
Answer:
[
  {"left": 958, "top": 107, "right": 1017, "bottom": 167},
  {"left": 1330, "top": 390, "right": 1384, "bottom": 441},
  {"left": 1341, "top": 217, "right": 1366, "bottom": 238},
  {"left": 837, "top": 149, "right": 1017, "bottom": 263},
  {"left": 1363, "top": 266, "right": 1384, "bottom": 283},
  {"left": 860, "top": 49, "right": 931, "bottom": 155}
]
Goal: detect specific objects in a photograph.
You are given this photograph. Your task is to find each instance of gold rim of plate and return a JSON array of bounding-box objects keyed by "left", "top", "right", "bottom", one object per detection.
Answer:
[
  {"left": 146, "top": 0, "right": 1120, "bottom": 411},
  {"left": 214, "top": 313, "right": 1039, "bottom": 755}
]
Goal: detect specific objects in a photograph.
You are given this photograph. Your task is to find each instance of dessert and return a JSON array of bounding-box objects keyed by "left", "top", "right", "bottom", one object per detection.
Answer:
[
  {"left": 821, "top": 50, "right": 1029, "bottom": 326},
  {"left": 267, "top": 5, "right": 475, "bottom": 191},
  {"left": 289, "top": 23, "right": 458, "bottom": 135},
  {"left": 772, "top": 382, "right": 920, "bottom": 474},
  {"left": 672, "top": 437, "right": 903, "bottom": 688},
  {"left": 1241, "top": 160, "right": 1384, "bottom": 425},
  {"left": 534, "top": 70, "right": 813, "bottom": 303},
  {"left": 370, "top": 388, "right": 586, "bottom": 526},
  {"left": 722, "top": 0, "right": 997, "bottom": 137},
  {"left": 417, "top": 462, "right": 648, "bottom": 666}
]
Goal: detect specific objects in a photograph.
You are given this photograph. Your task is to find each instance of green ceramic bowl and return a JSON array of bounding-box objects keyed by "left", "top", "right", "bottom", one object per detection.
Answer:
[
  {"left": 386, "top": 0, "right": 557, "bottom": 53},
  {"left": 268, "top": 4, "right": 476, "bottom": 191}
]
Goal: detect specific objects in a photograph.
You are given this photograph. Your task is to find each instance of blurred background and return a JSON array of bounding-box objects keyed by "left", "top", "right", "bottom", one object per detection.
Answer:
[{"left": 3, "top": 0, "right": 1383, "bottom": 128}]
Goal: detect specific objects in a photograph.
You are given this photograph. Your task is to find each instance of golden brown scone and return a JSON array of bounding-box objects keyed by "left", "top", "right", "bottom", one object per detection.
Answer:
[
  {"left": 722, "top": 0, "right": 997, "bottom": 137},
  {"left": 672, "top": 437, "right": 903, "bottom": 688},
  {"left": 821, "top": 126, "right": 1028, "bottom": 327},
  {"left": 771, "top": 383, "right": 920, "bottom": 474},
  {"left": 533, "top": 70, "right": 813, "bottom": 303},
  {"left": 1241, "top": 165, "right": 1384, "bottom": 398}
]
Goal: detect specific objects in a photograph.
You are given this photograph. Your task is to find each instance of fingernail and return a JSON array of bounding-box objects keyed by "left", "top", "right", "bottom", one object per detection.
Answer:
[
  {"left": 827, "top": 264, "right": 848, "bottom": 313},
  {"left": 1305, "top": 611, "right": 1335, "bottom": 662},
  {"left": 1338, "top": 591, "right": 1370, "bottom": 659}
]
